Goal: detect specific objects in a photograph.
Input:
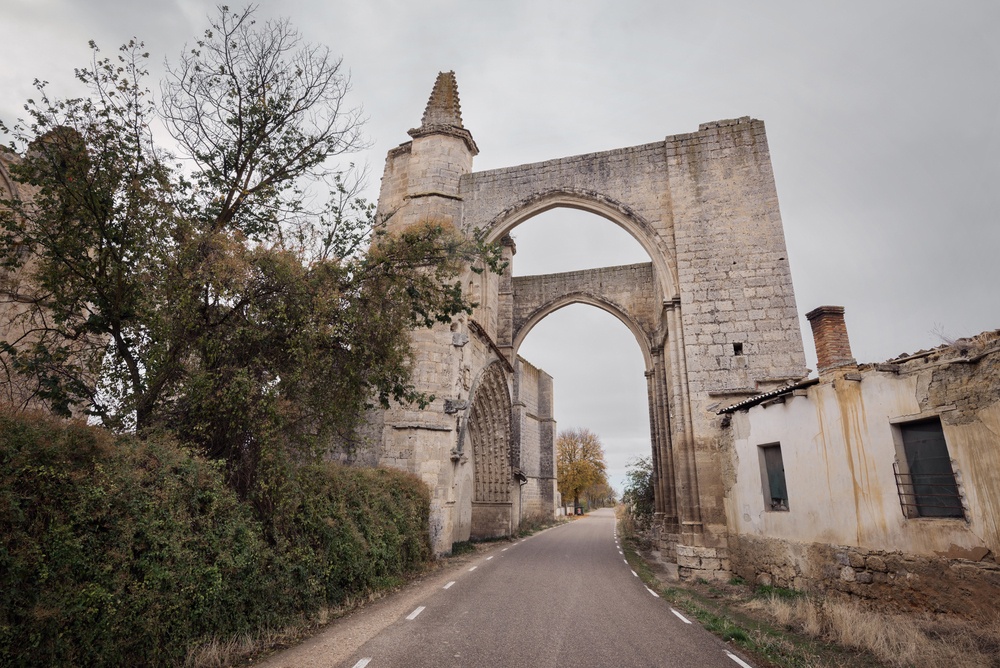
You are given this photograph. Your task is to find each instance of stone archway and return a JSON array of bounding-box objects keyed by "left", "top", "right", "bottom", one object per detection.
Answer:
[{"left": 374, "top": 71, "right": 809, "bottom": 572}]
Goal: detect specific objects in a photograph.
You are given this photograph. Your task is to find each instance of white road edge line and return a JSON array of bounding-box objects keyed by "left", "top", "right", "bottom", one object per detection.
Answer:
[
  {"left": 469, "top": 566, "right": 477, "bottom": 571},
  {"left": 486, "top": 556, "right": 494, "bottom": 560},
  {"left": 671, "top": 608, "right": 692, "bottom": 624},
  {"left": 645, "top": 586, "right": 660, "bottom": 598},
  {"left": 406, "top": 606, "right": 426, "bottom": 620},
  {"left": 726, "top": 650, "right": 754, "bottom": 668},
  {"left": 351, "top": 659, "right": 372, "bottom": 668},
  {"left": 631, "top": 570, "right": 638, "bottom": 577},
  {"left": 443, "top": 581, "right": 455, "bottom": 589},
  {"left": 501, "top": 547, "right": 508, "bottom": 551},
  {"left": 623, "top": 559, "right": 628, "bottom": 564}
]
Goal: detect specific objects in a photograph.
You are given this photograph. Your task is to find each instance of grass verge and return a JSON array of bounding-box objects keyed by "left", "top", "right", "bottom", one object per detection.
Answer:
[
  {"left": 621, "top": 539, "right": 881, "bottom": 667},
  {"left": 621, "top": 534, "right": 1000, "bottom": 668}
]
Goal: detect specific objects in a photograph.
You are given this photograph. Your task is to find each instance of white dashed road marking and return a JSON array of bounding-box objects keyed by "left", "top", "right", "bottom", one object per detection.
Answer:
[
  {"left": 726, "top": 651, "right": 754, "bottom": 668},
  {"left": 631, "top": 570, "right": 638, "bottom": 577},
  {"left": 486, "top": 556, "right": 493, "bottom": 560},
  {"left": 443, "top": 581, "right": 455, "bottom": 589},
  {"left": 645, "top": 586, "right": 660, "bottom": 598},
  {"left": 406, "top": 606, "right": 426, "bottom": 620},
  {"left": 501, "top": 547, "right": 508, "bottom": 552},
  {"left": 351, "top": 659, "right": 372, "bottom": 668},
  {"left": 468, "top": 566, "right": 477, "bottom": 572},
  {"left": 671, "top": 608, "right": 692, "bottom": 624}
]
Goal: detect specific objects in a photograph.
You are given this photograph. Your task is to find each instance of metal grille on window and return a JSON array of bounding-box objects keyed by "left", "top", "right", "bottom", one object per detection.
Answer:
[{"left": 894, "top": 419, "right": 963, "bottom": 519}]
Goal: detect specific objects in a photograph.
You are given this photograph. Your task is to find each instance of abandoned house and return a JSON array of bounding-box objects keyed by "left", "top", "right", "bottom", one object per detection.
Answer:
[{"left": 719, "top": 306, "right": 1000, "bottom": 615}]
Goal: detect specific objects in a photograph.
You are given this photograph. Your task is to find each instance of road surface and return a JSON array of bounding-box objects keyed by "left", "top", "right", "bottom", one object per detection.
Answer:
[{"left": 262, "top": 508, "right": 753, "bottom": 668}]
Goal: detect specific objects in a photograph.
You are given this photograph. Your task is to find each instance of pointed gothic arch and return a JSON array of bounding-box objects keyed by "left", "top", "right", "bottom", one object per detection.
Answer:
[{"left": 468, "top": 361, "right": 513, "bottom": 504}]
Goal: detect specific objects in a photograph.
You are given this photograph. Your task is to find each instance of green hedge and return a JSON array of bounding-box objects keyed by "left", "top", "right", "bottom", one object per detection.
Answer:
[{"left": 0, "top": 411, "right": 431, "bottom": 666}]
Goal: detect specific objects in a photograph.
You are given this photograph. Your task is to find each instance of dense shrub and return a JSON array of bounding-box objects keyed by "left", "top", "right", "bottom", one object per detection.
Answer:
[{"left": 0, "top": 411, "right": 431, "bottom": 667}]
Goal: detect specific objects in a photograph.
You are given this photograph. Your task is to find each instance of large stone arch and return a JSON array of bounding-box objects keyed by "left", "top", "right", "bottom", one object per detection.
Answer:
[
  {"left": 513, "top": 291, "right": 654, "bottom": 369},
  {"left": 477, "top": 189, "right": 677, "bottom": 303},
  {"left": 509, "top": 262, "right": 659, "bottom": 369}
]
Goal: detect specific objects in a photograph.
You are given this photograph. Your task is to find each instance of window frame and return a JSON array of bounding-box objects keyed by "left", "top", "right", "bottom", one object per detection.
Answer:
[
  {"left": 757, "top": 442, "right": 789, "bottom": 512},
  {"left": 891, "top": 416, "right": 964, "bottom": 520}
]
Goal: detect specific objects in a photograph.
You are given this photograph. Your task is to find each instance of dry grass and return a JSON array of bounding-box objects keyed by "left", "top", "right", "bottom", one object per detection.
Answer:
[
  {"left": 183, "top": 593, "right": 383, "bottom": 667},
  {"left": 744, "top": 595, "right": 1000, "bottom": 668}
]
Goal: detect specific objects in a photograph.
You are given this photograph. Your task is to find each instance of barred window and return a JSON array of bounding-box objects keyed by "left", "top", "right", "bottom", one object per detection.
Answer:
[{"left": 893, "top": 418, "right": 963, "bottom": 519}]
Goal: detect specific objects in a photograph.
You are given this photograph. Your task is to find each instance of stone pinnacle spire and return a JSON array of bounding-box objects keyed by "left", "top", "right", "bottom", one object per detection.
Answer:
[
  {"left": 420, "top": 71, "right": 464, "bottom": 128},
  {"left": 408, "top": 71, "right": 479, "bottom": 155}
]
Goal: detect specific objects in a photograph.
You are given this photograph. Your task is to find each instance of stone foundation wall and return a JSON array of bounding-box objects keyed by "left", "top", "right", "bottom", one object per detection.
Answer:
[
  {"left": 675, "top": 544, "right": 732, "bottom": 582},
  {"left": 730, "top": 534, "right": 1000, "bottom": 617}
]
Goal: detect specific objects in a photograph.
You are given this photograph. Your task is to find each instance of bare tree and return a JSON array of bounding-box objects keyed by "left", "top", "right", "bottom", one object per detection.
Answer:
[{"left": 161, "top": 4, "right": 366, "bottom": 240}]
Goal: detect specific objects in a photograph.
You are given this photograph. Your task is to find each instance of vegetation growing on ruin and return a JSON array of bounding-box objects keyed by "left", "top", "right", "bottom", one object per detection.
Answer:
[{"left": 0, "top": 7, "right": 500, "bottom": 665}]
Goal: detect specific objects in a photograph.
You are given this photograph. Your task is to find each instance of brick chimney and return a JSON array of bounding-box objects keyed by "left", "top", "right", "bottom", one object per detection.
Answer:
[{"left": 805, "top": 305, "right": 857, "bottom": 373}]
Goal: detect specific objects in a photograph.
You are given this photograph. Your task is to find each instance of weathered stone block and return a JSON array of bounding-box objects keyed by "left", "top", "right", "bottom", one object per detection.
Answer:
[
  {"left": 866, "top": 555, "right": 887, "bottom": 572},
  {"left": 701, "top": 558, "right": 722, "bottom": 571}
]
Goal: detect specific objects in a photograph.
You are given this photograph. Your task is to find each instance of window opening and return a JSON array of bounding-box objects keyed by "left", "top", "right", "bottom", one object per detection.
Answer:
[
  {"left": 759, "top": 444, "right": 788, "bottom": 511},
  {"left": 893, "top": 418, "right": 963, "bottom": 518},
  {"left": 732, "top": 342, "right": 744, "bottom": 356}
]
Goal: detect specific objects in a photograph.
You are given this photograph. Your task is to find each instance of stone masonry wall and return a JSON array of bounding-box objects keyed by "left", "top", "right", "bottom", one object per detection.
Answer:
[
  {"left": 668, "top": 118, "right": 806, "bottom": 399},
  {"left": 730, "top": 534, "right": 1000, "bottom": 618},
  {"left": 514, "top": 356, "right": 556, "bottom": 518},
  {"left": 511, "top": 263, "right": 658, "bottom": 351}
]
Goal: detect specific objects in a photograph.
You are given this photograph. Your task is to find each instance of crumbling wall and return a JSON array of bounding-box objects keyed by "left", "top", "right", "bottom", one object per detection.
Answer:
[
  {"left": 725, "top": 332, "right": 1000, "bottom": 612},
  {"left": 730, "top": 534, "right": 1000, "bottom": 618}
]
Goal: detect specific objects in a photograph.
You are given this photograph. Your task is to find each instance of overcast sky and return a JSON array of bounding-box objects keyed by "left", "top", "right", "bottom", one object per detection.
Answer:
[{"left": 3, "top": 0, "right": 998, "bottom": 492}]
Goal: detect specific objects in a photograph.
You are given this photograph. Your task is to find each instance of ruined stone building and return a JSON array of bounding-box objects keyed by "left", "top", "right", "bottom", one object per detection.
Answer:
[
  {"left": 371, "top": 71, "right": 807, "bottom": 558},
  {"left": 6, "top": 68, "right": 996, "bottom": 614}
]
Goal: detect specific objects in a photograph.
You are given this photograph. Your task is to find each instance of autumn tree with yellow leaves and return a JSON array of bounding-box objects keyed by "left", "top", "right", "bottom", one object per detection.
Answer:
[{"left": 556, "top": 427, "right": 609, "bottom": 512}]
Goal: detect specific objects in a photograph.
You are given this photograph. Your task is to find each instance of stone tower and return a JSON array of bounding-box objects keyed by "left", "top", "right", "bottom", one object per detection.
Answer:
[
  {"left": 379, "top": 71, "right": 478, "bottom": 232},
  {"left": 375, "top": 73, "right": 556, "bottom": 554}
]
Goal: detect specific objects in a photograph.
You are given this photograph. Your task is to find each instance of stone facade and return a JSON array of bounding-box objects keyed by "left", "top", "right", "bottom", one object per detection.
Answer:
[
  {"left": 512, "top": 356, "right": 557, "bottom": 521},
  {"left": 721, "top": 309, "right": 1000, "bottom": 614},
  {"left": 373, "top": 71, "right": 808, "bottom": 563},
  {"left": 0, "top": 148, "right": 100, "bottom": 415}
]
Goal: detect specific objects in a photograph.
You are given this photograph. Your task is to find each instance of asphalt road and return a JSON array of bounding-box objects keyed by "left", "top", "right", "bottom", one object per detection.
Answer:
[{"left": 333, "top": 508, "right": 752, "bottom": 668}]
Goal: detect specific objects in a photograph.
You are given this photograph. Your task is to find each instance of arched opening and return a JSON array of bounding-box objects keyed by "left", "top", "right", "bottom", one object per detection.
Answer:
[
  {"left": 466, "top": 361, "right": 515, "bottom": 540},
  {"left": 509, "top": 208, "right": 649, "bottom": 276},
  {"left": 483, "top": 189, "right": 678, "bottom": 301},
  {"left": 518, "top": 304, "right": 650, "bottom": 496},
  {"left": 503, "top": 205, "right": 658, "bottom": 501}
]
